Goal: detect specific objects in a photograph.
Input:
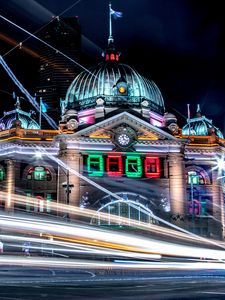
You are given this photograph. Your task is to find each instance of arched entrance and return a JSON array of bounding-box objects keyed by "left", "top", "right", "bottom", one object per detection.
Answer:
[{"left": 91, "top": 192, "right": 157, "bottom": 226}]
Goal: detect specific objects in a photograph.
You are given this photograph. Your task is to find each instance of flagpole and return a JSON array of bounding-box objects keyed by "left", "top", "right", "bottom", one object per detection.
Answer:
[
  {"left": 187, "top": 103, "right": 190, "bottom": 136},
  {"left": 39, "top": 97, "right": 42, "bottom": 129},
  {"left": 109, "top": 2, "right": 113, "bottom": 43}
]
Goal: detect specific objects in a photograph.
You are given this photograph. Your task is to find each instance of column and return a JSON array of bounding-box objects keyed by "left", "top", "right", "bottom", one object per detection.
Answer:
[
  {"left": 5, "top": 159, "right": 15, "bottom": 211},
  {"left": 168, "top": 153, "right": 186, "bottom": 223}
]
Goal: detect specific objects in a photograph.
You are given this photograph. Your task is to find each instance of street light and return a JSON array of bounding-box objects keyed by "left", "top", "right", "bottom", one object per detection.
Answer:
[{"left": 61, "top": 168, "right": 74, "bottom": 219}]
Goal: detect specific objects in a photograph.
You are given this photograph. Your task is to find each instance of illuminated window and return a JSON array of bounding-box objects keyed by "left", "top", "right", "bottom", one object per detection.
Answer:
[
  {"left": 144, "top": 157, "right": 160, "bottom": 178},
  {"left": 188, "top": 199, "right": 201, "bottom": 216},
  {"left": 110, "top": 53, "right": 115, "bottom": 60},
  {"left": 188, "top": 171, "right": 199, "bottom": 185},
  {"left": 106, "top": 156, "right": 123, "bottom": 176},
  {"left": 0, "top": 168, "right": 5, "bottom": 181},
  {"left": 186, "top": 168, "right": 208, "bottom": 185},
  {"left": 46, "top": 194, "right": 52, "bottom": 213},
  {"left": 27, "top": 166, "right": 52, "bottom": 181},
  {"left": 26, "top": 193, "right": 31, "bottom": 212},
  {"left": 87, "top": 155, "right": 104, "bottom": 177},
  {"left": 125, "top": 156, "right": 142, "bottom": 178},
  {"left": 105, "top": 54, "right": 109, "bottom": 61}
]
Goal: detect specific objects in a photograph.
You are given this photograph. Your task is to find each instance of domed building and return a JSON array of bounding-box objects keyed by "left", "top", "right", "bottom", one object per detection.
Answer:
[
  {"left": 59, "top": 40, "right": 165, "bottom": 131},
  {"left": 182, "top": 104, "right": 224, "bottom": 138},
  {"left": 0, "top": 97, "right": 40, "bottom": 131},
  {"left": 0, "top": 10, "right": 225, "bottom": 240}
]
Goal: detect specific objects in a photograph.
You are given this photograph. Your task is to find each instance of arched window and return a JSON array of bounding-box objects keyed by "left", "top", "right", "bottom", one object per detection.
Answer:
[
  {"left": 186, "top": 167, "right": 210, "bottom": 185},
  {"left": 0, "top": 167, "right": 5, "bottom": 181},
  {"left": 27, "top": 166, "right": 52, "bottom": 181}
]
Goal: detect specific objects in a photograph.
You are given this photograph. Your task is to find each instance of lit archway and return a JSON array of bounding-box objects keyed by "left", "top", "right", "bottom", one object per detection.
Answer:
[{"left": 91, "top": 192, "right": 157, "bottom": 226}]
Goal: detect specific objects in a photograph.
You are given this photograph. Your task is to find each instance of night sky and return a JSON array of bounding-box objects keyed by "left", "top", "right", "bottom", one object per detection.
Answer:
[{"left": 1, "top": 0, "right": 225, "bottom": 131}]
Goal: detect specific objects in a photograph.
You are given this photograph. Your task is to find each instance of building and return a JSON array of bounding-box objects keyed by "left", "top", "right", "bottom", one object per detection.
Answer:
[
  {"left": 36, "top": 17, "right": 81, "bottom": 123},
  {"left": 0, "top": 19, "right": 225, "bottom": 240}
]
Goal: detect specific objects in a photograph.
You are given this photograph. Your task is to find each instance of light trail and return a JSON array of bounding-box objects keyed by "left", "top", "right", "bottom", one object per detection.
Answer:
[
  {"left": 0, "top": 14, "right": 95, "bottom": 77},
  {"left": 0, "top": 33, "right": 39, "bottom": 58},
  {"left": 1, "top": 213, "right": 225, "bottom": 261},
  {"left": 2, "top": 0, "right": 84, "bottom": 58},
  {"left": 0, "top": 234, "right": 161, "bottom": 260},
  {"left": 34, "top": 146, "right": 225, "bottom": 251},
  {"left": 1, "top": 190, "right": 225, "bottom": 251},
  {"left": 0, "top": 55, "right": 57, "bottom": 129},
  {"left": 1, "top": 256, "right": 225, "bottom": 271}
]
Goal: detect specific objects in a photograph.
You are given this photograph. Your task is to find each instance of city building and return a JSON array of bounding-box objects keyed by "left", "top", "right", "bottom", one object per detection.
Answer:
[
  {"left": 0, "top": 15, "right": 225, "bottom": 240},
  {"left": 36, "top": 16, "right": 81, "bottom": 123}
]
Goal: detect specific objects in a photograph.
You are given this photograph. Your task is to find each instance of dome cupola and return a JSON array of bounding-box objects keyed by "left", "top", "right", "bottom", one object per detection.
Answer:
[
  {"left": 61, "top": 3, "right": 165, "bottom": 131},
  {"left": 182, "top": 104, "right": 223, "bottom": 138},
  {"left": 0, "top": 97, "right": 40, "bottom": 131}
]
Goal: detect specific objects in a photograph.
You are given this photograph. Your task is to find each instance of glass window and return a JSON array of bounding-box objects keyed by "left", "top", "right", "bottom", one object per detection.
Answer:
[
  {"left": 144, "top": 157, "right": 160, "bottom": 178},
  {"left": 187, "top": 170, "right": 207, "bottom": 185},
  {"left": 188, "top": 171, "right": 199, "bottom": 185},
  {"left": 46, "top": 194, "right": 52, "bottom": 213},
  {"left": 27, "top": 166, "right": 52, "bottom": 181},
  {"left": 106, "top": 156, "right": 123, "bottom": 176},
  {"left": 87, "top": 155, "right": 104, "bottom": 176},
  {"left": 34, "top": 167, "right": 46, "bottom": 181},
  {"left": 125, "top": 156, "right": 142, "bottom": 178},
  {"left": 0, "top": 168, "right": 5, "bottom": 181}
]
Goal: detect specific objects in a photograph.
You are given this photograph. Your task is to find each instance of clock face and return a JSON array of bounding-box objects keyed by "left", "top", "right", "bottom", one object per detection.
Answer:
[{"left": 117, "top": 133, "right": 131, "bottom": 146}]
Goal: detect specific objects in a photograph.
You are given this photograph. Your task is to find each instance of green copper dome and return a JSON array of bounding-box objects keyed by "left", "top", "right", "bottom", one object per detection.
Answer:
[
  {"left": 182, "top": 106, "right": 224, "bottom": 138},
  {"left": 65, "top": 61, "right": 165, "bottom": 114}
]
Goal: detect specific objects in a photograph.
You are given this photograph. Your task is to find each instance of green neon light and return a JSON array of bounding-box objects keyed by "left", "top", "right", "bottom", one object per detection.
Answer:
[
  {"left": 34, "top": 166, "right": 46, "bottom": 181},
  {"left": 0, "top": 168, "right": 5, "bottom": 181},
  {"left": 87, "top": 154, "right": 104, "bottom": 177},
  {"left": 125, "top": 156, "right": 142, "bottom": 178},
  {"left": 188, "top": 171, "right": 199, "bottom": 185}
]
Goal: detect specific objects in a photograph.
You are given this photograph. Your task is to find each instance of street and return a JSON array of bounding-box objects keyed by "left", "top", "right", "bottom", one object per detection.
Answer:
[{"left": 1, "top": 266, "right": 225, "bottom": 299}]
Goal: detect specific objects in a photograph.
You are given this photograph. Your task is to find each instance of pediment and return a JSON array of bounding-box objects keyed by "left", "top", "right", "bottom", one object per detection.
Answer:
[{"left": 73, "top": 112, "right": 178, "bottom": 141}]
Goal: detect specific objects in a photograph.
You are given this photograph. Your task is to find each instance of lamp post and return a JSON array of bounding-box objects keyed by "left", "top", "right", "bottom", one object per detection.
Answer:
[{"left": 61, "top": 168, "right": 74, "bottom": 219}]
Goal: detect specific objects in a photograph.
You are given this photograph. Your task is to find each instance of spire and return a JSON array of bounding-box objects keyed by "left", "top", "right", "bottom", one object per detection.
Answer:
[
  {"left": 103, "top": 3, "right": 122, "bottom": 62},
  {"left": 196, "top": 104, "right": 201, "bottom": 117},
  {"left": 15, "top": 96, "right": 21, "bottom": 110}
]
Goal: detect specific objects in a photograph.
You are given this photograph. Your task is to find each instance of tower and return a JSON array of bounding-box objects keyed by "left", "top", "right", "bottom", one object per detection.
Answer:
[{"left": 36, "top": 17, "right": 82, "bottom": 124}]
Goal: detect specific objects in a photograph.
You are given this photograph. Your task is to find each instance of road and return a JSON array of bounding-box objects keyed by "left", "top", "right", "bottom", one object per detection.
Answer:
[{"left": 1, "top": 266, "right": 225, "bottom": 299}]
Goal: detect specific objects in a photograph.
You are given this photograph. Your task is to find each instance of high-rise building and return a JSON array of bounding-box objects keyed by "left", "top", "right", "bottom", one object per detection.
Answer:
[{"left": 36, "top": 17, "right": 81, "bottom": 123}]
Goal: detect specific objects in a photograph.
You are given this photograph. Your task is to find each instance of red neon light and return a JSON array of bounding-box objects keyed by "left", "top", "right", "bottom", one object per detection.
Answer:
[
  {"left": 105, "top": 54, "right": 109, "bottom": 61},
  {"left": 116, "top": 54, "right": 119, "bottom": 61},
  {"left": 144, "top": 157, "right": 160, "bottom": 178},
  {"left": 106, "top": 155, "right": 123, "bottom": 177},
  {"left": 110, "top": 53, "right": 115, "bottom": 61}
]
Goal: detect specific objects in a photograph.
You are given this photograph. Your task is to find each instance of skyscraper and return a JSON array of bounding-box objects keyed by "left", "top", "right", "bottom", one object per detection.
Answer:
[{"left": 36, "top": 17, "right": 81, "bottom": 123}]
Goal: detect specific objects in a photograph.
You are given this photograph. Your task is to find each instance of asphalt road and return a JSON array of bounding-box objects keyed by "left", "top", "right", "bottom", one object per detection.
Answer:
[{"left": 1, "top": 267, "right": 225, "bottom": 299}]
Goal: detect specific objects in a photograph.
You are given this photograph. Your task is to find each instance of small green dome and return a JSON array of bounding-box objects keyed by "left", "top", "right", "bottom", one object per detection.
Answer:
[
  {"left": 182, "top": 115, "right": 223, "bottom": 138},
  {"left": 0, "top": 108, "right": 40, "bottom": 131}
]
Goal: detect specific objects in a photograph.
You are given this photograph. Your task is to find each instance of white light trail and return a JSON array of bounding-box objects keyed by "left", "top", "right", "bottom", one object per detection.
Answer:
[
  {"left": 0, "top": 55, "right": 57, "bottom": 129},
  {"left": 35, "top": 146, "right": 225, "bottom": 251},
  {"left": 0, "top": 14, "right": 95, "bottom": 77},
  {"left": 1, "top": 256, "right": 225, "bottom": 271},
  {"left": 1, "top": 214, "right": 225, "bottom": 261},
  {"left": 1, "top": 190, "right": 225, "bottom": 251}
]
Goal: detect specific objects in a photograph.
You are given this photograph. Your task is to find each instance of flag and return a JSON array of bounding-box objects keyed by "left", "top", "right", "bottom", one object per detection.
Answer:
[
  {"left": 110, "top": 7, "right": 123, "bottom": 19},
  {"left": 40, "top": 98, "right": 48, "bottom": 113}
]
